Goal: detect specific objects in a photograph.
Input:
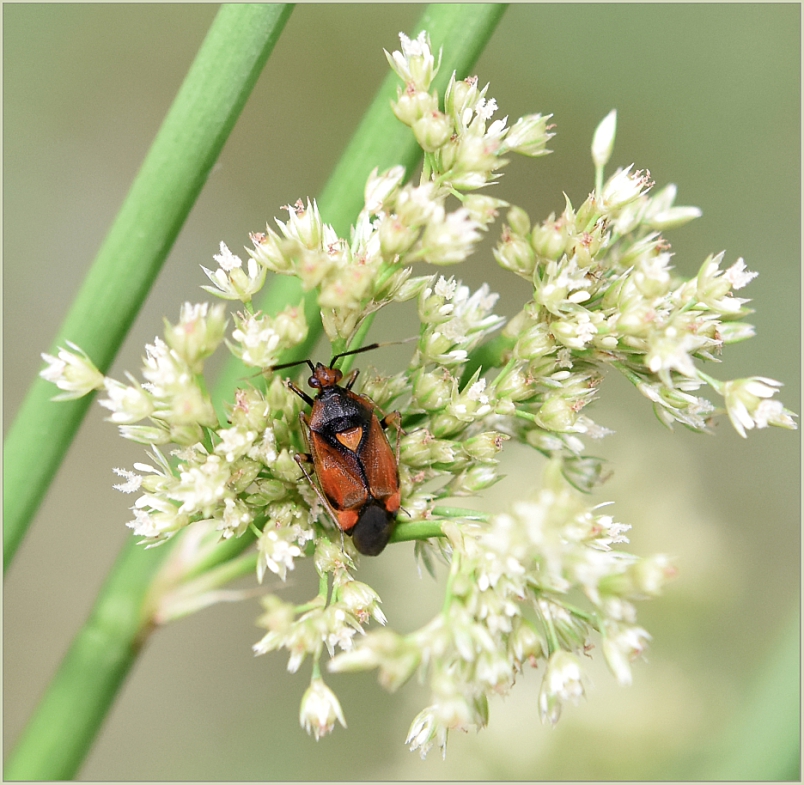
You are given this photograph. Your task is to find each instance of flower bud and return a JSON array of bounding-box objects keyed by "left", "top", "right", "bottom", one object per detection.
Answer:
[
  {"left": 445, "top": 74, "right": 480, "bottom": 122},
  {"left": 281, "top": 199, "right": 323, "bottom": 250},
  {"left": 392, "top": 87, "right": 438, "bottom": 127},
  {"left": 502, "top": 112, "right": 554, "bottom": 157},
  {"left": 600, "top": 166, "right": 653, "bottom": 212},
  {"left": 273, "top": 302, "right": 309, "bottom": 348},
  {"left": 413, "top": 111, "right": 452, "bottom": 152},
  {"left": 385, "top": 31, "right": 438, "bottom": 92},
  {"left": 249, "top": 228, "right": 298, "bottom": 274},
  {"left": 531, "top": 214, "right": 570, "bottom": 261},
  {"left": 446, "top": 464, "right": 499, "bottom": 494},
  {"left": 100, "top": 377, "right": 154, "bottom": 424},
  {"left": 339, "top": 580, "right": 386, "bottom": 625},
  {"left": 718, "top": 322, "right": 755, "bottom": 344},
  {"left": 118, "top": 423, "right": 172, "bottom": 445},
  {"left": 275, "top": 448, "right": 303, "bottom": 482},
  {"left": 40, "top": 342, "right": 105, "bottom": 401},
  {"left": 463, "top": 195, "right": 508, "bottom": 229},
  {"left": 164, "top": 302, "right": 226, "bottom": 372},
  {"left": 245, "top": 478, "right": 288, "bottom": 507},
  {"left": 379, "top": 215, "right": 420, "bottom": 258},
  {"left": 723, "top": 377, "right": 797, "bottom": 438},
  {"left": 591, "top": 109, "right": 617, "bottom": 169},
  {"left": 535, "top": 394, "right": 578, "bottom": 432},
  {"left": 648, "top": 205, "right": 702, "bottom": 230},
  {"left": 539, "top": 650, "right": 585, "bottom": 725},
  {"left": 299, "top": 678, "right": 347, "bottom": 740},
  {"left": 364, "top": 166, "right": 405, "bottom": 214},
  {"left": 510, "top": 620, "right": 544, "bottom": 664},
  {"left": 493, "top": 225, "right": 535, "bottom": 278},
  {"left": 513, "top": 321, "right": 555, "bottom": 361},
  {"left": 462, "top": 431, "right": 508, "bottom": 462}
]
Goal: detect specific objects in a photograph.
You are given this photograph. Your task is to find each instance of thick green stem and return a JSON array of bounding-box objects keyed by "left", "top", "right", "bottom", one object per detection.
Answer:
[
  {"left": 3, "top": 4, "right": 295, "bottom": 571},
  {"left": 5, "top": 6, "right": 507, "bottom": 780},
  {"left": 3, "top": 5, "right": 293, "bottom": 779},
  {"left": 4, "top": 538, "right": 173, "bottom": 781}
]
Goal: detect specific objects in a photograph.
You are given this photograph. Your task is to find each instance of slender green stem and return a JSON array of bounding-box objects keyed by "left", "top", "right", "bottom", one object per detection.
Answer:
[
  {"left": 154, "top": 550, "right": 261, "bottom": 624},
  {"left": 3, "top": 538, "right": 176, "bottom": 781},
  {"left": 594, "top": 164, "right": 604, "bottom": 197},
  {"left": 4, "top": 5, "right": 293, "bottom": 779},
  {"left": 431, "top": 505, "right": 491, "bottom": 521},
  {"left": 390, "top": 520, "right": 445, "bottom": 543},
  {"left": 3, "top": 4, "right": 294, "bottom": 571},
  {"left": 696, "top": 369, "right": 724, "bottom": 394},
  {"left": 540, "top": 606, "right": 561, "bottom": 656}
]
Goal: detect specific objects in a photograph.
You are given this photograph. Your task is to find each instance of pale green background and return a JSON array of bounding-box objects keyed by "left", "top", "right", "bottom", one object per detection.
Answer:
[{"left": 4, "top": 4, "right": 800, "bottom": 780}]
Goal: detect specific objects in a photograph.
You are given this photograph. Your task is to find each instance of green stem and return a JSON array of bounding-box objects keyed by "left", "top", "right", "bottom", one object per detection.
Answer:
[
  {"left": 3, "top": 538, "right": 176, "bottom": 781},
  {"left": 4, "top": 6, "right": 293, "bottom": 779},
  {"left": 431, "top": 505, "right": 491, "bottom": 521},
  {"left": 540, "top": 606, "right": 561, "bottom": 656},
  {"left": 390, "top": 520, "right": 445, "bottom": 543},
  {"left": 696, "top": 369, "right": 724, "bottom": 394},
  {"left": 3, "top": 3, "right": 294, "bottom": 571},
  {"left": 5, "top": 6, "right": 508, "bottom": 780},
  {"left": 154, "top": 550, "right": 261, "bottom": 624}
]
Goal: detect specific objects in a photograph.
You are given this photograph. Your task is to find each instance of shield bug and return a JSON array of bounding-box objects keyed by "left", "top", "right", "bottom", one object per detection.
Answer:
[{"left": 272, "top": 346, "right": 402, "bottom": 556}]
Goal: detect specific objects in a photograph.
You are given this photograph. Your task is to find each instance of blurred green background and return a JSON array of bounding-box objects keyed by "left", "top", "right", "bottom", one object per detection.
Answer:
[{"left": 4, "top": 4, "right": 800, "bottom": 780}]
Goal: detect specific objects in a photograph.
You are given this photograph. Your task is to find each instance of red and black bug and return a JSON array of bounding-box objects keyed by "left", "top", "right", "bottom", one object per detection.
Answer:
[{"left": 273, "top": 346, "right": 402, "bottom": 556}]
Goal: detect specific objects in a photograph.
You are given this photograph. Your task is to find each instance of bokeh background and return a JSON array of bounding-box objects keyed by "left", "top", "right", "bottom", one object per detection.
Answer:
[{"left": 4, "top": 4, "right": 800, "bottom": 780}]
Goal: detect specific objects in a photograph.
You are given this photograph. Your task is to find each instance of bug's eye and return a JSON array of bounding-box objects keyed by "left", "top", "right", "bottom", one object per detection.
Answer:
[{"left": 308, "top": 375, "right": 321, "bottom": 389}]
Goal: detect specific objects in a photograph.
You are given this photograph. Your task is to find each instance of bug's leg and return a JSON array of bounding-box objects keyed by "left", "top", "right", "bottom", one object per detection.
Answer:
[
  {"left": 294, "top": 452, "right": 341, "bottom": 523},
  {"left": 287, "top": 380, "right": 314, "bottom": 407},
  {"left": 343, "top": 369, "right": 360, "bottom": 390},
  {"left": 381, "top": 410, "right": 404, "bottom": 464},
  {"left": 294, "top": 413, "right": 346, "bottom": 534}
]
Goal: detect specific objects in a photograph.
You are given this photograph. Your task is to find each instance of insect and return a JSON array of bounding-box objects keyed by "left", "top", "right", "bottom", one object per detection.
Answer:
[{"left": 272, "top": 346, "right": 402, "bottom": 556}]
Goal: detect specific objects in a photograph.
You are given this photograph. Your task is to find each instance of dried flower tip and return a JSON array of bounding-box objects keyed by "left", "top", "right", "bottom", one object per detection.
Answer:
[{"left": 600, "top": 165, "right": 653, "bottom": 212}]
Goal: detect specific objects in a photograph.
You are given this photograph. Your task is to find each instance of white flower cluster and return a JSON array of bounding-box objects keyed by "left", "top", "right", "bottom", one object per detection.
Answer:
[
  {"left": 330, "top": 461, "right": 673, "bottom": 757},
  {"left": 493, "top": 170, "right": 797, "bottom": 437},
  {"left": 38, "top": 28, "right": 796, "bottom": 759}
]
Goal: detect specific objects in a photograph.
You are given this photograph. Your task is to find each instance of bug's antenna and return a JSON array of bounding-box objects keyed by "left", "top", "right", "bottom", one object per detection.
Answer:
[
  {"left": 329, "top": 337, "right": 417, "bottom": 368},
  {"left": 268, "top": 358, "right": 316, "bottom": 374}
]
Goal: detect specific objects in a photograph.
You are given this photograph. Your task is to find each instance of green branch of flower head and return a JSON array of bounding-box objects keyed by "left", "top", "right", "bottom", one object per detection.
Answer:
[
  {"left": 3, "top": 4, "right": 295, "bottom": 572},
  {"left": 7, "top": 9, "right": 508, "bottom": 780},
  {"left": 154, "top": 549, "right": 261, "bottom": 624}
]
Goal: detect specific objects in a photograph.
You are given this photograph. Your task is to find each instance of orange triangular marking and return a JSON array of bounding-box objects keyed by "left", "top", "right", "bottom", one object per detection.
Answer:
[{"left": 336, "top": 426, "right": 363, "bottom": 452}]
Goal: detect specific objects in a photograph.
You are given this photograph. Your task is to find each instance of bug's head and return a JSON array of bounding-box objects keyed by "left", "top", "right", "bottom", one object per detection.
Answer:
[
  {"left": 308, "top": 363, "right": 343, "bottom": 391},
  {"left": 351, "top": 504, "right": 395, "bottom": 556}
]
